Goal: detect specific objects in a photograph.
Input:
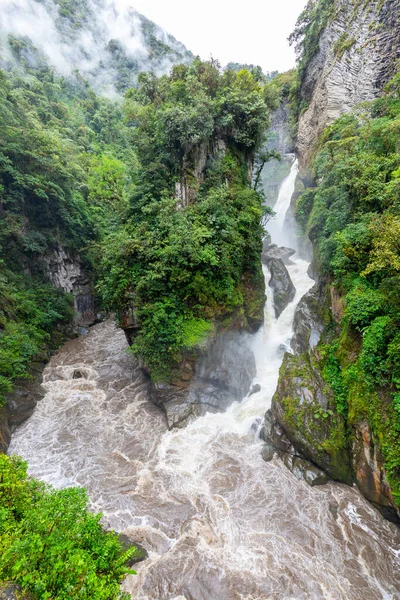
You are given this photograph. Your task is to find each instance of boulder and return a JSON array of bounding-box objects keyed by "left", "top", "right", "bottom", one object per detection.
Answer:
[
  {"left": 267, "top": 258, "right": 296, "bottom": 318},
  {"left": 261, "top": 244, "right": 296, "bottom": 266},
  {"left": 0, "top": 583, "right": 34, "bottom": 600},
  {"left": 261, "top": 443, "right": 275, "bottom": 462}
]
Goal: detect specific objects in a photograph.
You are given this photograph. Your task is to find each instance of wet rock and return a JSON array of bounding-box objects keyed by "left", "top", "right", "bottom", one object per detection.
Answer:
[
  {"left": 261, "top": 443, "right": 275, "bottom": 462},
  {"left": 250, "top": 417, "right": 262, "bottom": 433},
  {"left": 293, "top": 458, "right": 329, "bottom": 487},
  {"left": 73, "top": 369, "right": 86, "bottom": 379},
  {"left": 0, "top": 583, "right": 34, "bottom": 600},
  {"left": 267, "top": 258, "right": 296, "bottom": 318},
  {"left": 261, "top": 410, "right": 329, "bottom": 485},
  {"left": 77, "top": 326, "right": 90, "bottom": 336},
  {"left": 117, "top": 533, "right": 148, "bottom": 567},
  {"left": 7, "top": 378, "right": 46, "bottom": 432},
  {"left": 150, "top": 332, "right": 256, "bottom": 429},
  {"left": 248, "top": 383, "right": 261, "bottom": 397},
  {"left": 260, "top": 410, "right": 295, "bottom": 454},
  {"left": 261, "top": 244, "right": 296, "bottom": 266},
  {"left": 276, "top": 344, "right": 289, "bottom": 359},
  {"left": 352, "top": 421, "right": 400, "bottom": 523},
  {"left": 269, "top": 353, "right": 352, "bottom": 484},
  {"left": 291, "top": 281, "right": 327, "bottom": 355}
]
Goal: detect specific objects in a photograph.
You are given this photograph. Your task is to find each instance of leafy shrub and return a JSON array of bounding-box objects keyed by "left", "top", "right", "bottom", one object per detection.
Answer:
[
  {"left": 344, "top": 280, "right": 386, "bottom": 330},
  {"left": 0, "top": 455, "right": 135, "bottom": 600}
]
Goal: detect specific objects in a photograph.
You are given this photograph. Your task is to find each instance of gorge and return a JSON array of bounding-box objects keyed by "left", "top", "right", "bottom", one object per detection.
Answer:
[
  {"left": 1, "top": 0, "right": 400, "bottom": 598},
  {"left": 8, "top": 160, "right": 400, "bottom": 599}
]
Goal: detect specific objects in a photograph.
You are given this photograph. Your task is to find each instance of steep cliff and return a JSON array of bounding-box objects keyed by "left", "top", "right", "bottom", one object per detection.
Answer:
[
  {"left": 99, "top": 63, "right": 270, "bottom": 427},
  {"left": 262, "top": 0, "right": 400, "bottom": 522},
  {"left": 296, "top": 0, "right": 400, "bottom": 169}
]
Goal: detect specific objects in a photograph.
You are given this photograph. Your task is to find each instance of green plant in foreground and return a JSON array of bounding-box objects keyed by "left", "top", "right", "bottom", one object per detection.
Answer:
[{"left": 0, "top": 455, "right": 135, "bottom": 600}]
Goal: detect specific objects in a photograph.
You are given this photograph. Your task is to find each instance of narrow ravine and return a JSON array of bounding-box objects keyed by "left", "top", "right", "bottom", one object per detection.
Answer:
[{"left": 8, "top": 161, "right": 400, "bottom": 600}]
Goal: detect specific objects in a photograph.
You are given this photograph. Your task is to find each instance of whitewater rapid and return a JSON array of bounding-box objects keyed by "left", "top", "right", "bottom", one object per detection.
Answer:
[{"left": 8, "top": 160, "right": 400, "bottom": 599}]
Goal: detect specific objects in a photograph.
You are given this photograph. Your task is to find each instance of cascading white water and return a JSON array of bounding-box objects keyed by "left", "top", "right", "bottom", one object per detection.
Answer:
[{"left": 8, "top": 160, "right": 400, "bottom": 600}]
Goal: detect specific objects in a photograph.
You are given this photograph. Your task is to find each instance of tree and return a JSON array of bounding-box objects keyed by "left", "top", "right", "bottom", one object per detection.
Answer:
[{"left": 0, "top": 455, "right": 135, "bottom": 600}]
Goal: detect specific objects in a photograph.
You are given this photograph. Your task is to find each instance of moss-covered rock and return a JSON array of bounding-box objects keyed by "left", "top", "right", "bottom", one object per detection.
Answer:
[{"left": 270, "top": 351, "right": 352, "bottom": 483}]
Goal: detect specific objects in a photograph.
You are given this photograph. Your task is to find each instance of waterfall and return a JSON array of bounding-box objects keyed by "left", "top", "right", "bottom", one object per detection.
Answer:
[{"left": 8, "top": 160, "right": 400, "bottom": 600}]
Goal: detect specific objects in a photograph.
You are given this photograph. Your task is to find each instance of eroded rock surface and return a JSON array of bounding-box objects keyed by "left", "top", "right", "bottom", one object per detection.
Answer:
[
  {"left": 150, "top": 332, "right": 256, "bottom": 429},
  {"left": 353, "top": 421, "right": 400, "bottom": 523},
  {"left": 297, "top": 0, "right": 400, "bottom": 170},
  {"left": 267, "top": 258, "right": 296, "bottom": 318},
  {"left": 261, "top": 243, "right": 295, "bottom": 266},
  {"left": 42, "top": 246, "right": 96, "bottom": 326}
]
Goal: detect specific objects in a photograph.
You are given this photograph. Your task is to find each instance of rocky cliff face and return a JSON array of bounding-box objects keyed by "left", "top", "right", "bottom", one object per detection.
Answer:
[
  {"left": 262, "top": 280, "right": 400, "bottom": 522},
  {"left": 297, "top": 0, "right": 400, "bottom": 169},
  {"left": 263, "top": 0, "right": 400, "bottom": 522},
  {"left": 42, "top": 246, "right": 96, "bottom": 327},
  {"left": 0, "top": 247, "right": 95, "bottom": 455},
  {"left": 175, "top": 138, "right": 228, "bottom": 207},
  {"left": 151, "top": 330, "right": 256, "bottom": 429}
]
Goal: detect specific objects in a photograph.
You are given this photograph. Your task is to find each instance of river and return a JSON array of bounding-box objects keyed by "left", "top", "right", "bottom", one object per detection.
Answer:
[{"left": 8, "top": 160, "right": 400, "bottom": 600}]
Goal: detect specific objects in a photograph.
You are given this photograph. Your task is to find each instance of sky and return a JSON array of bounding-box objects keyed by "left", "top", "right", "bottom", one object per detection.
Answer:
[{"left": 125, "top": 0, "right": 308, "bottom": 73}]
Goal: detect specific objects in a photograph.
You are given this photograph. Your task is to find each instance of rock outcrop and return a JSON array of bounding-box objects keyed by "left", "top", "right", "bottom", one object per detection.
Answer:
[
  {"left": 261, "top": 409, "right": 329, "bottom": 486},
  {"left": 352, "top": 421, "right": 400, "bottom": 522},
  {"left": 297, "top": 0, "right": 400, "bottom": 170},
  {"left": 41, "top": 246, "right": 96, "bottom": 327},
  {"left": 261, "top": 243, "right": 295, "bottom": 266},
  {"left": 261, "top": 280, "right": 400, "bottom": 522},
  {"left": 175, "top": 138, "right": 228, "bottom": 207},
  {"left": 150, "top": 331, "right": 256, "bottom": 429},
  {"left": 266, "top": 258, "right": 296, "bottom": 318}
]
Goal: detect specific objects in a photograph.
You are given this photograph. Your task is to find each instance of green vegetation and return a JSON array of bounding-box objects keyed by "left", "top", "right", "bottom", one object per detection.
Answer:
[
  {"left": 0, "top": 63, "right": 135, "bottom": 403},
  {"left": 98, "top": 61, "right": 272, "bottom": 379},
  {"left": 0, "top": 270, "right": 73, "bottom": 403},
  {"left": 333, "top": 33, "right": 356, "bottom": 59},
  {"left": 0, "top": 455, "right": 135, "bottom": 599},
  {"left": 294, "top": 72, "right": 400, "bottom": 502}
]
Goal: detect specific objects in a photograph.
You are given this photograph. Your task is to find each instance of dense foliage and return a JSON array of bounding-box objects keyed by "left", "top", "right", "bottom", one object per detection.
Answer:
[
  {"left": 295, "top": 72, "right": 400, "bottom": 501},
  {"left": 0, "top": 64, "right": 134, "bottom": 403},
  {"left": 98, "top": 61, "right": 271, "bottom": 379},
  {"left": 0, "top": 455, "right": 135, "bottom": 599}
]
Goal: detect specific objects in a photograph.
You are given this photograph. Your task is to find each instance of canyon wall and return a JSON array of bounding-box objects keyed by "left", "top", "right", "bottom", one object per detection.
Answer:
[
  {"left": 262, "top": 0, "right": 400, "bottom": 522},
  {"left": 297, "top": 0, "right": 400, "bottom": 170}
]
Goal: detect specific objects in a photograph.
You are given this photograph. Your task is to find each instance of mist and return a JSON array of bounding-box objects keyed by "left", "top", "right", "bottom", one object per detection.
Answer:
[{"left": 0, "top": 0, "right": 192, "bottom": 94}]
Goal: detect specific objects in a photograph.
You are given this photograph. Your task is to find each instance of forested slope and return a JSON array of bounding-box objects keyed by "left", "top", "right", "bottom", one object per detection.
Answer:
[{"left": 263, "top": 0, "right": 400, "bottom": 522}]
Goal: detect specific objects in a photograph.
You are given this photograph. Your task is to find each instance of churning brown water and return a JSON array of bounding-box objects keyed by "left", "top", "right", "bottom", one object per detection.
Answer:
[{"left": 9, "top": 162, "right": 400, "bottom": 599}]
